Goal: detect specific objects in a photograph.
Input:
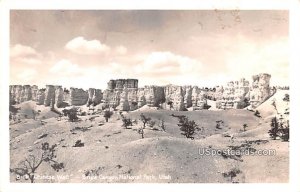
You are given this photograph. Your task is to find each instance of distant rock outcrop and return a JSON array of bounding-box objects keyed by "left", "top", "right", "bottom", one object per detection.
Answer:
[
  {"left": 87, "top": 88, "right": 102, "bottom": 106},
  {"left": 44, "top": 85, "right": 56, "bottom": 107},
  {"left": 10, "top": 85, "right": 33, "bottom": 104},
  {"left": 69, "top": 88, "right": 88, "bottom": 106},
  {"left": 249, "top": 73, "right": 272, "bottom": 108},
  {"left": 164, "top": 85, "right": 184, "bottom": 111},
  {"left": 9, "top": 73, "right": 274, "bottom": 111}
]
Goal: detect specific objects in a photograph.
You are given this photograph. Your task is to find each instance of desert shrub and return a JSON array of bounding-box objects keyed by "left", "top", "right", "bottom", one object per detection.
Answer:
[
  {"left": 68, "top": 108, "right": 78, "bottom": 122},
  {"left": 254, "top": 110, "right": 261, "bottom": 118},
  {"left": 177, "top": 116, "right": 199, "bottom": 140},
  {"left": 122, "top": 116, "right": 133, "bottom": 129},
  {"left": 158, "top": 119, "right": 166, "bottom": 132},
  {"left": 140, "top": 113, "right": 151, "bottom": 128},
  {"left": 215, "top": 120, "right": 223, "bottom": 129},
  {"left": 283, "top": 94, "right": 289, "bottom": 102},
  {"left": 70, "top": 126, "right": 91, "bottom": 133},
  {"left": 167, "top": 101, "right": 173, "bottom": 109},
  {"left": 271, "top": 99, "right": 278, "bottom": 113},
  {"left": 222, "top": 168, "right": 241, "bottom": 183},
  {"left": 10, "top": 142, "right": 64, "bottom": 183},
  {"left": 279, "top": 119, "right": 289, "bottom": 142},
  {"left": 138, "top": 127, "right": 144, "bottom": 139},
  {"left": 268, "top": 117, "right": 279, "bottom": 140},
  {"left": 103, "top": 110, "right": 113, "bottom": 122},
  {"left": 73, "top": 140, "right": 84, "bottom": 147}
]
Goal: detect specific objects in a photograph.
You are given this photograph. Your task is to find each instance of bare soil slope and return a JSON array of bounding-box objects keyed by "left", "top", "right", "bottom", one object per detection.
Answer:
[{"left": 9, "top": 91, "right": 289, "bottom": 183}]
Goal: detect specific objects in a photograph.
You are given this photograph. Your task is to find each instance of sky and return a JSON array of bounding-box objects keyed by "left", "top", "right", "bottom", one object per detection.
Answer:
[{"left": 9, "top": 10, "right": 289, "bottom": 89}]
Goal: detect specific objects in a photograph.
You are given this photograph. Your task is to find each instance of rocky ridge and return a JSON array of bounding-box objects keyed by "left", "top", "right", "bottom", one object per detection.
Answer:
[{"left": 9, "top": 73, "right": 274, "bottom": 111}]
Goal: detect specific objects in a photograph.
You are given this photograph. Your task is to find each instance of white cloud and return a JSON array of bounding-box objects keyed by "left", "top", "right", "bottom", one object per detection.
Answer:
[
  {"left": 226, "top": 37, "right": 289, "bottom": 85},
  {"left": 134, "top": 51, "right": 203, "bottom": 86},
  {"left": 50, "top": 59, "right": 81, "bottom": 75},
  {"left": 17, "top": 69, "right": 37, "bottom": 81},
  {"left": 65, "top": 36, "right": 110, "bottom": 55},
  {"left": 10, "top": 44, "right": 38, "bottom": 58},
  {"left": 115, "top": 45, "right": 127, "bottom": 55}
]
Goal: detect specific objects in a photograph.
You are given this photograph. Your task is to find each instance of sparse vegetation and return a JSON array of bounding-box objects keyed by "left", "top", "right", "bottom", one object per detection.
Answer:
[
  {"left": 158, "top": 119, "right": 166, "bottom": 132},
  {"left": 10, "top": 142, "right": 64, "bottom": 183},
  {"left": 254, "top": 110, "right": 261, "bottom": 118},
  {"left": 121, "top": 116, "right": 133, "bottom": 129},
  {"left": 268, "top": 117, "right": 279, "bottom": 140},
  {"left": 271, "top": 99, "right": 278, "bottom": 114},
  {"left": 283, "top": 94, "right": 289, "bottom": 102},
  {"left": 70, "top": 126, "right": 91, "bottom": 133},
  {"left": 167, "top": 101, "right": 173, "bottom": 109},
  {"left": 243, "top": 124, "right": 248, "bottom": 132},
  {"left": 279, "top": 122, "right": 289, "bottom": 142},
  {"left": 62, "top": 108, "right": 79, "bottom": 122},
  {"left": 103, "top": 110, "right": 113, "bottom": 122},
  {"left": 222, "top": 168, "right": 242, "bottom": 183},
  {"left": 140, "top": 113, "right": 151, "bottom": 129},
  {"left": 215, "top": 120, "right": 223, "bottom": 129},
  {"left": 177, "top": 116, "right": 199, "bottom": 140},
  {"left": 138, "top": 127, "right": 144, "bottom": 139},
  {"left": 73, "top": 140, "right": 84, "bottom": 147}
]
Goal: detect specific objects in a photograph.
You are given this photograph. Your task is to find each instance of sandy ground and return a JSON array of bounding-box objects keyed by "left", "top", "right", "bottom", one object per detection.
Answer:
[{"left": 9, "top": 90, "right": 289, "bottom": 183}]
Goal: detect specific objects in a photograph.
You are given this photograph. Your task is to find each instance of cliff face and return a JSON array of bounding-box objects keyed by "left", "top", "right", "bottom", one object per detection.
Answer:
[
  {"left": 9, "top": 73, "right": 273, "bottom": 111},
  {"left": 249, "top": 73, "right": 272, "bottom": 108},
  {"left": 218, "top": 78, "right": 250, "bottom": 109},
  {"left": 164, "top": 85, "right": 184, "bottom": 111},
  {"left": 10, "top": 85, "right": 33, "bottom": 104},
  {"left": 69, "top": 88, "right": 88, "bottom": 106},
  {"left": 87, "top": 88, "right": 102, "bottom": 106}
]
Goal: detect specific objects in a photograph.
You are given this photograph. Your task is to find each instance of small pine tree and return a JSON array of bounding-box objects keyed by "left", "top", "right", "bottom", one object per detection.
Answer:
[
  {"left": 283, "top": 94, "right": 289, "bottom": 102},
  {"left": 177, "top": 116, "right": 198, "bottom": 140},
  {"left": 268, "top": 117, "right": 279, "bottom": 140},
  {"left": 103, "top": 110, "right": 112, "bottom": 122},
  {"left": 271, "top": 99, "right": 278, "bottom": 114},
  {"left": 10, "top": 142, "right": 64, "bottom": 183},
  {"left": 138, "top": 127, "right": 144, "bottom": 139},
  {"left": 279, "top": 120, "right": 289, "bottom": 142},
  {"left": 68, "top": 108, "right": 78, "bottom": 122},
  {"left": 122, "top": 116, "right": 133, "bottom": 129},
  {"left": 140, "top": 113, "right": 151, "bottom": 128}
]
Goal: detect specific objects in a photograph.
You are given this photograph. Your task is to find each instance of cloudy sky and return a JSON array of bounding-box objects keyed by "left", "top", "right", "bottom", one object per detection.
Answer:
[{"left": 10, "top": 10, "right": 288, "bottom": 89}]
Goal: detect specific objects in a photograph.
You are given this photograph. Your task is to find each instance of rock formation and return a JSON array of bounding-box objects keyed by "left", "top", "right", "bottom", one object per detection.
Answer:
[
  {"left": 190, "top": 86, "right": 207, "bottom": 110},
  {"left": 9, "top": 85, "right": 34, "bottom": 104},
  {"left": 118, "top": 88, "right": 130, "bottom": 111},
  {"left": 249, "top": 73, "right": 272, "bottom": 108},
  {"left": 54, "top": 86, "right": 64, "bottom": 108},
  {"left": 69, "top": 88, "right": 88, "bottom": 106},
  {"left": 44, "top": 85, "right": 56, "bottom": 107},
  {"left": 9, "top": 73, "right": 273, "bottom": 111},
  {"left": 87, "top": 88, "right": 102, "bottom": 106},
  {"left": 142, "top": 86, "right": 165, "bottom": 107},
  {"left": 164, "top": 85, "right": 184, "bottom": 111},
  {"left": 36, "top": 89, "right": 45, "bottom": 105},
  {"left": 183, "top": 86, "right": 192, "bottom": 108}
]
